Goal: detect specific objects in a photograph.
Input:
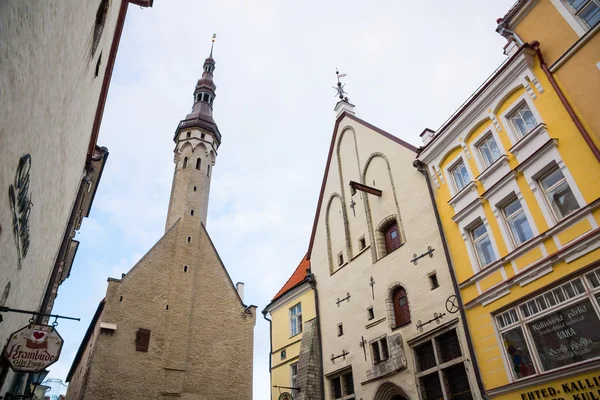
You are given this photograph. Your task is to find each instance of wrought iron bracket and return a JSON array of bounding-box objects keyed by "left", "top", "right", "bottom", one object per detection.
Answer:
[
  {"left": 331, "top": 349, "right": 349, "bottom": 363},
  {"left": 336, "top": 293, "right": 351, "bottom": 307},
  {"left": 416, "top": 312, "right": 446, "bottom": 332},
  {"left": 411, "top": 246, "right": 435, "bottom": 265},
  {"left": 0, "top": 306, "right": 80, "bottom": 325}
]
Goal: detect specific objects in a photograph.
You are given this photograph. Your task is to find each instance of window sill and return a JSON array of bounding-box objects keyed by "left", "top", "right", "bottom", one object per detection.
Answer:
[
  {"left": 391, "top": 321, "right": 411, "bottom": 331},
  {"left": 289, "top": 332, "right": 302, "bottom": 340},
  {"left": 476, "top": 154, "right": 511, "bottom": 191},
  {"left": 448, "top": 180, "right": 478, "bottom": 215},
  {"left": 508, "top": 123, "right": 549, "bottom": 164}
]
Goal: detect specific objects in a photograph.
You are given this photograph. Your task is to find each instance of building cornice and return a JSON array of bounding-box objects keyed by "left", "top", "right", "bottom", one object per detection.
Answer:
[{"left": 263, "top": 282, "right": 311, "bottom": 314}]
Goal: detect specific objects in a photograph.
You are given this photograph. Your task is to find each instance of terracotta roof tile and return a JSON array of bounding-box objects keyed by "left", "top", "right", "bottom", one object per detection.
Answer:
[{"left": 272, "top": 255, "right": 310, "bottom": 301}]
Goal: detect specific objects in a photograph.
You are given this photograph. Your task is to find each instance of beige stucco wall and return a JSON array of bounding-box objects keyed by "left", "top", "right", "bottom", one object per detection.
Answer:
[
  {"left": 0, "top": 0, "right": 122, "bottom": 394},
  {"left": 68, "top": 215, "right": 256, "bottom": 400},
  {"left": 311, "top": 115, "right": 480, "bottom": 400}
]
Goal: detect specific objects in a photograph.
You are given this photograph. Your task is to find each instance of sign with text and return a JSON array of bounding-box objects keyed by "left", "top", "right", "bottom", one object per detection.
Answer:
[
  {"left": 527, "top": 300, "right": 600, "bottom": 371},
  {"left": 3, "top": 324, "right": 63, "bottom": 372}
]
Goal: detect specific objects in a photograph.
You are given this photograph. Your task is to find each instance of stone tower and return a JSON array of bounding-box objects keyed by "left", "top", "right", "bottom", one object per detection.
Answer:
[
  {"left": 65, "top": 43, "right": 257, "bottom": 400},
  {"left": 166, "top": 46, "right": 221, "bottom": 230}
]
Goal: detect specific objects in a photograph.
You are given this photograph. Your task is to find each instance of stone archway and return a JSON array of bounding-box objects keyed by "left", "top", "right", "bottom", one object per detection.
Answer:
[{"left": 373, "top": 381, "right": 410, "bottom": 400}]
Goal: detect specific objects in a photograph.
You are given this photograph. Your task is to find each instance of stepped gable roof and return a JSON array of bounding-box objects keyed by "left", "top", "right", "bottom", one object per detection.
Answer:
[{"left": 272, "top": 255, "right": 310, "bottom": 301}]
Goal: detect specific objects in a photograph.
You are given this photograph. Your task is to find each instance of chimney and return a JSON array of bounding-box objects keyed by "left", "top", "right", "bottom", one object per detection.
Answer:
[
  {"left": 420, "top": 128, "right": 435, "bottom": 145},
  {"left": 236, "top": 282, "right": 245, "bottom": 302}
]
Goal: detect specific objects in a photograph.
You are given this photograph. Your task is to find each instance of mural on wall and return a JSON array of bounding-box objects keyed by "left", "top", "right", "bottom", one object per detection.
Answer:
[{"left": 8, "top": 154, "right": 32, "bottom": 269}]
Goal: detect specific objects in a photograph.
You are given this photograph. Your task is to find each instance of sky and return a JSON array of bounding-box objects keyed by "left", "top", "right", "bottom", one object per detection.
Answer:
[{"left": 50, "top": 1, "right": 516, "bottom": 398}]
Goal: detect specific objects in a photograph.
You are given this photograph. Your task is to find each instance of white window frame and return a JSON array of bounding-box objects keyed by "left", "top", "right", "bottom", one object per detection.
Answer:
[
  {"left": 290, "top": 363, "right": 299, "bottom": 396},
  {"left": 500, "top": 94, "right": 544, "bottom": 146},
  {"left": 494, "top": 269, "right": 600, "bottom": 382},
  {"left": 443, "top": 153, "right": 474, "bottom": 197},
  {"left": 502, "top": 197, "right": 535, "bottom": 247},
  {"left": 538, "top": 167, "right": 581, "bottom": 221},
  {"left": 470, "top": 221, "right": 496, "bottom": 269},
  {"left": 290, "top": 303, "right": 302, "bottom": 337},
  {"left": 558, "top": 0, "right": 600, "bottom": 32},
  {"left": 519, "top": 145, "right": 585, "bottom": 228},
  {"left": 458, "top": 207, "right": 502, "bottom": 274},
  {"left": 474, "top": 132, "right": 504, "bottom": 170}
]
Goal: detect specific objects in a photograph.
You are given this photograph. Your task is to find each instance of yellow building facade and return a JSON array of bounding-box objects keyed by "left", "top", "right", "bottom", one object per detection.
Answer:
[
  {"left": 417, "top": 37, "right": 600, "bottom": 399},
  {"left": 263, "top": 256, "right": 321, "bottom": 400},
  {"left": 497, "top": 0, "right": 600, "bottom": 147}
]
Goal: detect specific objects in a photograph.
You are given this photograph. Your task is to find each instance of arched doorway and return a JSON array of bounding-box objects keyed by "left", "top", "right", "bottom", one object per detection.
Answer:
[{"left": 373, "top": 381, "right": 410, "bottom": 400}]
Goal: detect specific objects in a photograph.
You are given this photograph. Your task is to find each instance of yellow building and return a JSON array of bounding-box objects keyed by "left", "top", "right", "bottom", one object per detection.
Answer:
[
  {"left": 416, "top": 36, "right": 600, "bottom": 399},
  {"left": 263, "top": 256, "right": 321, "bottom": 400},
  {"left": 497, "top": 0, "right": 600, "bottom": 149}
]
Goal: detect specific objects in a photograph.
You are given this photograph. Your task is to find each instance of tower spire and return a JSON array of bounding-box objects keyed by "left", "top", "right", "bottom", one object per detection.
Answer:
[
  {"left": 166, "top": 35, "right": 222, "bottom": 231},
  {"left": 332, "top": 69, "right": 356, "bottom": 118}
]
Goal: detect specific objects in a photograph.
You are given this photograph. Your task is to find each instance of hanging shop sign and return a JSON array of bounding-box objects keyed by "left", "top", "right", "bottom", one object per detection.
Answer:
[
  {"left": 278, "top": 392, "right": 293, "bottom": 400},
  {"left": 3, "top": 324, "right": 63, "bottom": 372},
  {"left": 8, "top": 154, "right": 32, "bottom": 269}
]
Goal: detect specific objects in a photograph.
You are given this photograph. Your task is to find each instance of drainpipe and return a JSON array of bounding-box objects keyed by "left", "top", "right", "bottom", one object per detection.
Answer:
[
  {"left": 307, "top": 272, "right": 325, "bottom": 400},
  {"left": 530, "top": 40, "right": 600, "bottom": 163},
  {"left": 262, "top": 310, "right": 273, "bottom": 400},
  {"left": 413, "top": 160, "right": 487, "bottom": 399}
]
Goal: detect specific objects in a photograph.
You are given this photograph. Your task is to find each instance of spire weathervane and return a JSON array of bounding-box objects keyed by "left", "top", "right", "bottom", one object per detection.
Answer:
[
  {"left": 333, "top": 69, "right": 349, "bottom": 101},
  {"left": 210, "top": 33, "right": 216, "bottom": 57}
]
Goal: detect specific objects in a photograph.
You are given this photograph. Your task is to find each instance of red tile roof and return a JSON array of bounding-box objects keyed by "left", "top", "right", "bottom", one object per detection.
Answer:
[{"left": 272, "top": 255, "right": 310, "bottom": 301}]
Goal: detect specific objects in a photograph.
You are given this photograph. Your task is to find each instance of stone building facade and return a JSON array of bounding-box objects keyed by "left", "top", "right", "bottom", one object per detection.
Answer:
[
  {"left": 65, "top": 48, "right": 256, "bottom": 400},
  {"left": 306, "top": 100, "right": 483, "bottom": 400},
  {"left": 0, "top": 0, "right": 152, "bottom": 396}
]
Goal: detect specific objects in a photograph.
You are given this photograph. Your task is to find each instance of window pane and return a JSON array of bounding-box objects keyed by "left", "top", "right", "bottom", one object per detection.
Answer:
[
  {"left": 549, "top": 181, "right": 579, "bottom": 218},
  {"left": 343, "top": 372, "right": 354, "bottom": 395},
  {"left": 586, "top": 271, "right": 600, "bottom": 288},
  {"left": 540, "top": 169, "right": 563, "bottom": 191},
  {"left": 415, "top": 341, "right": 437, "bottom": 371},
  {"left": 527, "top": 300, "right": 600, "bottom": 371},
  {"left": 545, "top": 292, "right": 557, "bottom": 307},
  {"left": 371, "top": 342, "right": 381, "bottom": 363},
  {"left": 502, "top": 327, "right": 537, "bottom": 379},
  {"left": 471, "top": 224, "right": 487, "bottom": 240},
  {"left": 553, "top": 288, "right": 566, "bottom": 303},
  {"left": 331, "top": 377, "right": 342, "bottom": 399},
  {"left": 568, "top": 0, "right": 587, "bottom": 10},
  {"left": 503, "top": 199, "right": 522, "bottom": 217},
  {"left": 291, "top": 319, "right": 297, "bottom": 336},
  {"left": 478, "top": 135, "right": 501, "bottom": 167},
  {"left": 508, "top": 211, "right": 534, "bottom": 244},
  {"left": 475, "top": 235, "right": 496, "bottom": 266},
  {"left": 437, "top": 330, "right": 462, "bottom": 362},
  {"left": 580, "top": 2, "right": 600, "bottom": 27},
  {"left": 512, "top": 116, "right": 528, "bottom": 137},
  {"left": 564, "top": 283, "right": 576, "bottom": 298},
  {"left": 444, "top": 363, "right": 473, "bottom": 400},
  {"left": 522, "top": 108, "right": 537, "bottom": 130},
  {"left": 451, "top": 161, "right": 469, "bottom": 191},
  {"left": 420, "top": 372, "right": 444, "bottom": 400},
  {"left": 573, "top": 279, "right": 585, "bottom": 294}
]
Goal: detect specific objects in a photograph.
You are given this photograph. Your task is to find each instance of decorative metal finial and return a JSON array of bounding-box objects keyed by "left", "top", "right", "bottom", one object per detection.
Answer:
[
  {"left": 210, "top": 33, "right": 217, "bottom": 57},
  {"left": 333, "top": 69, "right": 349, "bottom": 101}
]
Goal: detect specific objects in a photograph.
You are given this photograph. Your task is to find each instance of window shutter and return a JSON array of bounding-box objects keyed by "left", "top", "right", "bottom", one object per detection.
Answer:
[
  {"left": 136, "top": 328, "right": 151, "bottom": 352},
  {"left": 393, "top": 287, "right": 410, "bottom": 327},
  {"left": 384, "top": 222, "right": 401, "bottom": 254}
]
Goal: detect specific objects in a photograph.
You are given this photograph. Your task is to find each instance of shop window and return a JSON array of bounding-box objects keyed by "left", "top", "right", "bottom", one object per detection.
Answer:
[
  {"left": 290, "top": 302, "right": 302, "bottom": 336},
  {"left": 450, "top": 159, "right": 470, "bottom": 192},
  {"left": 329, "top": 369, "right": 355, "bottom": 400},
  {"left": 539, "top": 167, "right": 580, "bottom": 220},
  {"left": 392, "top": 286, "right": 410, "bottom": 327},
  {"left": 502, "top": 198, "right": 534, "bottom": 246},
  {"left": 509, "top": 103, "right": 537, "bottom": 138},
  {"left": 495, "top": 270, "right": 600, "bottom": 380}
]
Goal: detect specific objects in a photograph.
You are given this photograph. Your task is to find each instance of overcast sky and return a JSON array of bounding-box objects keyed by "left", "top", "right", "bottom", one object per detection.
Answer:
[{"left": 51, "top": 1, "right": 516, "bottom": 397}]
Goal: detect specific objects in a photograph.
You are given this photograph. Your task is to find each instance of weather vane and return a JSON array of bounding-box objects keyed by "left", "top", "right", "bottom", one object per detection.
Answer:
[
  {"left": 333, "top": 69, "right": 349, "bottom": 101},
  {"left": 210, "top": 33, "right": 217, "bottom": 57}
]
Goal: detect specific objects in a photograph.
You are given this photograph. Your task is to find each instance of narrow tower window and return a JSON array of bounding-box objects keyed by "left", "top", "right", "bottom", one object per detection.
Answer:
[
  {"left": 337, "top": 323, "right": 344, "bottom": 337},
  {"left": 428, "top": 272, "right": 439, "bottom": 290},
  {"left": 184, "top": 265, "right": 188, "bottom": 272},
  {"left": 196, "top": 158, "right": 201, "bottom": 170},
  {"left": 183, "top": 157, "right": 188, "bottom": 169},
  {"left": 191, "top": 209, "right": 194, "bottom": 216},
  {"left": 95, "top": 52, "right": 102, "bottom": 77},
  {"left": 187, "top": 236, "right": 191, "bottom": 243},
  {"left": 193, "top": 186, "right": 197, "bottom": 192},
  {"left": 187, "top": 131, "right": 191, "bottom": 138},
  {"left": 207, "top": 164, "right": 211, "bottom": 177}
]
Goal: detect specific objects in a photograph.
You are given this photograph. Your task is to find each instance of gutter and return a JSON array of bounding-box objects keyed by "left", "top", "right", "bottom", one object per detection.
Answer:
[
  {"left": 261, "top": 310, "right": 273, "bottom": 400},
  {"left": 413, "top": 160, "right": 487, "bottom": 399},
  {"left": 529, "top": 40, "right": 600, "bottom": 163}
]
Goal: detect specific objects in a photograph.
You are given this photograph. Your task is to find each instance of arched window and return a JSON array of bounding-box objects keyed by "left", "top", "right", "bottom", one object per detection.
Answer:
[
  {"left": 392, "top": 287, "right": 410, "bottom": 327},
  {"left": 183, "top": 157, "right": 188, "bottom": 169},
  {"left": 384, "top": 221, "right": 401, "bottom": 254},
  {"left": 196, "top": 158, "right": 201, "bottom": 170}
]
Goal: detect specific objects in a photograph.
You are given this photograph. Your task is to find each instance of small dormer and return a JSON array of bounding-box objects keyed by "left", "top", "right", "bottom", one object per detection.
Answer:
[{"left": 195, "top": 92, "right": 214, "bottom": 105}]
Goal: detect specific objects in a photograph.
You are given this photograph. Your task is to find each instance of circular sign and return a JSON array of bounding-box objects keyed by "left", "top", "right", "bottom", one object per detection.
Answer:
[
  {"left": 278, "top": 392, "right": 293, "bottom": 400},
  {"left": 445, "top": 295, "right": 460, "bottom": 314},
  {"left": 3, "top": 324, "right": 64, "bottom": 372}
]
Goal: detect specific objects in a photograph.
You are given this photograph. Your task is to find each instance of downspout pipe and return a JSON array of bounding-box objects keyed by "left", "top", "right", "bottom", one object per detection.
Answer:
[
  {"left": 530, "top": 40, "right": 600, "bottom": 163},
  {"left": 413, "top": 160, "right": 487, "bottom": 399},
  {"left": 261, "top": 310, "right": 273, "bottom": 400},
  {"left": 307, "top": 271, "right": 325, "bottom": 400},
  {"left": 495, "top": 18, "right": 524, "bottom": 46}
]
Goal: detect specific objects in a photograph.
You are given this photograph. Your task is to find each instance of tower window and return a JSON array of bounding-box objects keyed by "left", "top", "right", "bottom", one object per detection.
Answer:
[
  {"left": 196, "top": 158, "right": 201, "bottom": 170},
  {"left": 337, "top": 323, "right": 344, "bottom": 337},
  {"left": 201, "top": 133, "right": 206, "bottom": 139},
  {"left": 429, "top": 272, "right": 440, "bottom": 290},
  {"left": 207, "top": 165, "right": 211, "bottom": 177},
  {"left": 184, "top": 265, "right": 188, "bottom": 272},
  {"left": 120, "top": 296, "right": 123, "bottom": 302},
  {"left": 191, "top": 209, "right": 194, "bottom": 216},
  {"left": 183, "top": 157, "right": 188, "bottom": 169},
  {"left": 187, "top": 236, "right": 191, "bottom": 243},
  {"left": 187, "top": 131, "right": 191, "bottom": 138},
  {"left": 367, "top": 307, "right": 374, "bottom": 320},
  {"left": 196, "top": 93, "right": 201, "bottom": 102},
  {"left": 193, "top": 186, "right": 197, "bottom": 191},
  {"left": 95, "top": 52, "right": 102, "bottom": 77},
  {"left": 337, "top": 252, "right": 344, "bottom": 266},
  {"left": 358, "top": 236, "right": 366, "bottom": 251}
]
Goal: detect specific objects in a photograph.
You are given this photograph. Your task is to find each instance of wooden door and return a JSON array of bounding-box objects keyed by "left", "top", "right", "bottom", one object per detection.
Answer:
[
  {"left": 384, "top": 223, "right": 401, "bottom": 254},
  {"left": 393, "top": 287, "right": 410, "bottom": 326}
]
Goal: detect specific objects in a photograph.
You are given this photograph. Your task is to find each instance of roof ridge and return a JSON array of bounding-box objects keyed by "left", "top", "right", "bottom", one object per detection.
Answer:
[{"left": 271, "top": 255, "right": 310, "bottom": 301}]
